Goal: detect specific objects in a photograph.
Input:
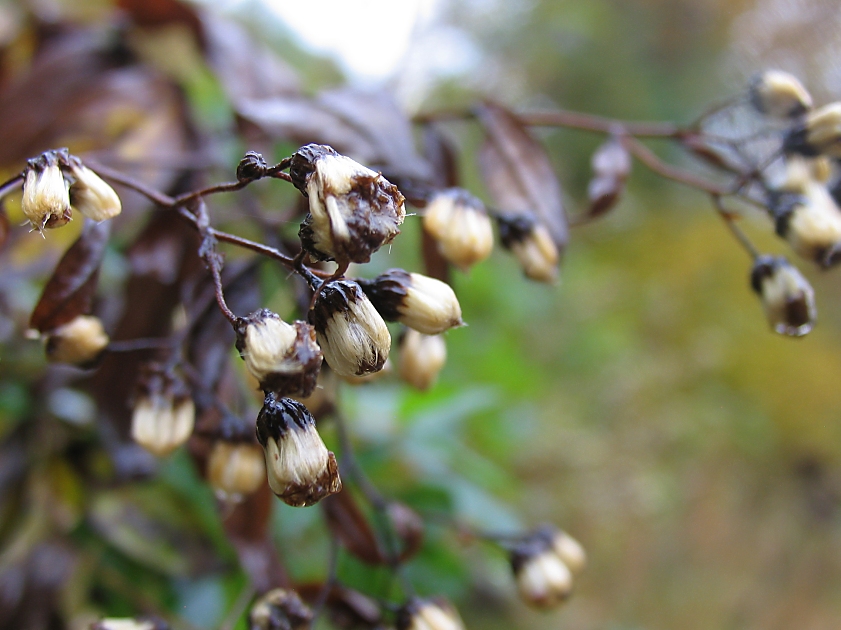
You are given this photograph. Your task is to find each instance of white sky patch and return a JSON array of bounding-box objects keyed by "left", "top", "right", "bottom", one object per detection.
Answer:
[{"left": 264, "top": 0, "right": 441, "bottom": 82}]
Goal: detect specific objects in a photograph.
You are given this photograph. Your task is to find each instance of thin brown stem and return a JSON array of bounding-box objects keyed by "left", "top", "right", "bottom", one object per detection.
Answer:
[
  {"left": 622, "top": 136, "right": 730, "bottom": 195},
  {"left": 711, "top": 195, "right": 760, "bottom": 260},
  {"left": 0, "top": 173, "right": 23, "bottom": 199}
]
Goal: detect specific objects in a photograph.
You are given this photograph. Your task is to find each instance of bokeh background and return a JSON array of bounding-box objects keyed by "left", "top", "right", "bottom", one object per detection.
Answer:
[{"left": 2, "top": 0, "right": 841, "bottom": 629}]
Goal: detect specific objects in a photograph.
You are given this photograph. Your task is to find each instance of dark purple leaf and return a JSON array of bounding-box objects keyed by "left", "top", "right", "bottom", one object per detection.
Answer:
[{"left": 322, "top": 491, "right": 385, "bottom": 566}]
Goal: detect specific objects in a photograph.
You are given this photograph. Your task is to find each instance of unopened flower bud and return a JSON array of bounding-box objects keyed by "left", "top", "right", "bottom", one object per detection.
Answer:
[
  {"left": 498, "top": 214, "right": 559, "bottom": 283},
  {"left": 291, "top": 144, "right": 406, "bottom": 264},
  {"left": 750, "top": 255, "right": 816, "bottom": 337},
  {"left": 339, "top": 357, "right": 392, "bottom": 386},
  {"left": 749, "top": 70, "right": 812, "bottom": 119},
  {"left": 44, "top": 315, "right": 109, "bottom": 367},
  {"left": 255, "top": 393, "right": 341, "bottom": 507},
  {"left": 236, "top": 310, "right": 322, "bottom": 397},
  {"left": 550, "top": 529, "right": 587, "bottom": 576},
  {"left": 513, "top": 548, "right": 573, "bottom": 609},
  {"left": 399, "top": 329, "right": 446, "bottom": 391},
  {"left": 785, "top": 102, "right": 841, "bottom": 158},
  {"left": 359, "top": 269, "right": 463, "bottom": 335},
  {"left": 66, "top": 160, "right": 121, "bottom": 222},
  {"left": 309, "top": 279, "right": 391, "bottom": 378},
  {"left": 21, "top": 151, "right": 71, "bottom": 232},
  {"left": 774, "top": 182, "right": 841, "bottom": 267},
  {"left": 91, "top": 618, "right": 169, "bottom": 630},
  {"left": 207, "top": 440, "right": 266, "bottom": 501},
  {"left": 237, "top": 151, "right": 268, "bottom": 183},
  {"left": 423, "top": 188, "right": 494, "bottom": 270},
  {"left": 131, "top": 374, "right": 195, "bottom": 457},
  {"left": 396, "top": 597, "right": 465, "bottom": 630},
  {"left": 249, "top": 588, "right": 313, "bottom": 630}
]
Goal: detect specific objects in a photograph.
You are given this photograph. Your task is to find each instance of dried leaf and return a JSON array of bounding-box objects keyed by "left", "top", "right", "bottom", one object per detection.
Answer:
[
  {"left": 321, "top": 491, "right": 385, "bottom": 566},
  {"left": 586, "top": 137, "right": 631, "bottom": 219},
  {"left": 29, "top": 220, "right": 110, "bottom": 333},
  {"left": 117, "top": 0, "right": 202, "bottom": 39},
  {"left": 297, "top": 583, "right": 384, "bottom": 630},
  {"left": 476, "top": 101, "right": 568, "bottom": 249},
  {"left": 387, "top": 501, "right": 424, "bottom": 562}
]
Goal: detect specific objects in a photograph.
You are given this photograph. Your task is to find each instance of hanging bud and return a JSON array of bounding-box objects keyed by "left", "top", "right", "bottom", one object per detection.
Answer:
[
  {"left": 785, "top": 103, "right": 841, "bottom": 158},
  {"left": 44, "top": 314, "right": 109, "bottom": 367},
  {"left": 550, "top": 529, "right": 587, "bottom": 576},
  {"left": 359, "top": 269, "right": 463, "bottom": 335},
  {"left": 509, "top": 525, "right": 583, "bottom": 609},
  {"left": 399, "top": 329, "right": 446, "bottom": 391},
  {"left": 396, "top": 597, "right": 466, "bottom": 630},
  {"left": 207, "top": 440, "right": 266, "bottom": 501},
  {"left": 91, "top": 618, "right": 169, "bottom": 630},
  {"left": 237, "top": 151, "right": 268, "bottom": 183},
  {"left": 290, "top": 144, "right": 406, "bottom": 264},
  {"left": 66, "top": 158, "right": 121, "bottom": 222},
  {"left": 21, "top": 150, "right": 71, "bottom": 232},
  {"left": 749, "top": 70, "right": 813, "bottom": 119},
  {"left": 249, "top": 588, "right": 313, "bottom": 630},
  {"left": 131, "top": 372, "right": 195, "bottom": 457},
  {"left": 423, "top": 188, "right": 494, "bottom": 270},
  {"left": 750, "top": 255, "right": 816, "bottom": 337},
  {"left": 235, "top": 309, "right": 322, "bottom": 397},
  {"left": 339, "top": 357, "right": 393, "bottom": 386},
  {"left": 308, "top": 279, "right": 391, "bottom": 378},
  {"left": 255, "top": 393, "right": 341, "bottom": 507},
  {"left": 497, "top": 213, "right": 559, "bottom": 283},
  {"left": 773, "top": 182, "right": 841, "bottom": 267}
]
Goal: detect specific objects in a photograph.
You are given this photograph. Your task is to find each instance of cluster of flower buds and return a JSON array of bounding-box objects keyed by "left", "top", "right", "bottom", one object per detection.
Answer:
[
  {"left": 235, "top": 309, "right": 323, "bottom": 397},
  {"left": 396, "top": 597, "right": 465, "bottom": 630},
  {"left": 249, "top": 588, "right": 313, "bottom": 630},
  {"left": 308, "top": 279, "right": 391, "bottom": 378},
  {"left": 750, "top": 255, "right": 816, "bottom": 337},
  {"left": 44, "top": 314, "right": 109, "bottom": 367},
  {"left": 130, "top": 369, "right": 195, "bottom": 457},
  {"left": 289, "top": 144, "right": 406, "bottom": 265},
  {"left": 399, "top": 329, "right": 447, "bottom": 391},
  {"left": 90, "top": 618, "right": 169, "bottom": 630},
  {"left": 21, "top": 148, "right": 121, "bottom": 233},
  {"left": 509, "top": 525, "right": 586, "bottom": 609},
  {"left": 497, "top": 213, "right": 560, "bottom": 283},
  {"left": 749, "top": 70, "right": 813, "bottom": 120},
  {"left": 207, "top": 438, "right": 266, "bottom": 501},
  {"left": 255, "top": 393, "right": 341, "bottom": 507},
  {"left": 423, "top": 188, "right": 494, "bottom": 270},
  {"left": 358, "top": 269, "right": 463, "bottom": 334}
]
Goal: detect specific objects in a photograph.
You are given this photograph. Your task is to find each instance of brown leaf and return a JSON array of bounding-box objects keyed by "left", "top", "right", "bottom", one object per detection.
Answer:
[
  {"left": 117, "top": 0, "right": 203, "bottom": 41},
  {"left": 586, "top": 137, "right": 631, "bottom": 219},
  {"left": 387, "top": 501, "right": 425, "bottom": 563},
  {"left": 476, "top": 101, "right": 568, "bottom": 249},
  {"left": 29, "top": 220, "right": 110, "bottom": 333},
  {"left": 297, "top": 583, "right": 384, "bottom": 630},
  {"left": 321, "top": 491, "right": 385, "bottom": 566}
]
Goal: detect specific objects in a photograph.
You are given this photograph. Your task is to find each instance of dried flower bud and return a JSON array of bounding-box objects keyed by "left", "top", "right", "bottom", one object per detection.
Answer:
[
  {"left": 236, "top": 310, "right": 322, "bottom": 397},
  {"left": 509, "top": 524, "right": 585, "bottom": 609},
  {"left": 249, "top": 588, "right": 313, "bottom": 630},
  {"left": 44, "top": 314, "right": 109, "bottom": 367},
  {"left": 255, "top": 393, "right": 341, "bottom": 507},
  {"left": 750, "top": 255, "right": 816, "bottom": 337},
  {"left": 749, "top": 70, "right": 813, "bottom": 119},
  {"left": 359, "top": 269, "right": 463, "bottom": 335},
  {"left": 550, "top": 529, "right": 587, "bottom": 576},
  {"left": 237, "top": 151, "right": 268, "bottom": 182},
  {"left": 291, "top": 144, "right": 406, "bottom": 264},
  {"left": 423, "top": 188, "right": 494, "bottom": 270},
  {"left": 21, "top": 151, "right": 71, "bottom": 232},
  {"left": 309, "top": 279, "right": 391, "bottom": 378},
  {"left": 774, "top": 182, "right": 841, "bottom": 267},
  {"left": 131, "top": 374, "right": 195, "bottom": 457},
  {"left": 339, "top": 357, "right": 393, "bottom": 386},
  {"left": 786, "top": 102, "right": 841, "bottom": 158},
  {"left": 207, "top": 440, "right": 266, "bottom": 501},
  {"left": 399, "top": 329, "right": 446, "bottom": 391},
  {"left": 498, "top": 214, "right": 559, "bottom": 283},
  {"left": 396, "top": 597, "right": 465, "bottom": 630},
  {"left": 91, "top": 618, "right": 169, "bottom": 630},
  {"left": 66, "top": 160, "right": 121, "bottom": 222}
]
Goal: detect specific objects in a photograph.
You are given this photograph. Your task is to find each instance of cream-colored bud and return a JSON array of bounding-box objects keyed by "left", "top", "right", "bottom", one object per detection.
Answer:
[
  {"left": 749, "top": 70, "right": 812, "bottom": 119},
  {"left": 68, "top": 164, "right": 122, "bottom": 222},
  {"left": 236, "top": 310, "right": 322, "bottom": 397},
  {"left": 45, "top": 315, "right": 109, "bottom": 366},
  {"left": 509, "top": 223, "right": 559, "bottom": 283},
  {"left": 779, "top": 182, "right": 841, "bottom": 267},
  {"left": 91, "top": 619, "right": 162, "bottom": 630},
  {"left": 750, "top": 256, "right": 816, "bottom": 336},
  {"left": 309, "top": 280, "right": 391, "bottom": 378},
  {"left": 249, "top": 588, "right": 313, "bottom": 630},
  {"left": 339, "top": 357, "right": 393, "bottom": 385},
  {"left": 796, "top": 102, "right": 841, "bottom": 158},
  {"left": 399, "top": 330, "right": 446, "bottom": 391},
  {"left": 515, "top": 551, "right": 574, "bottom": 609},
  {"left": 551, "top": 530, "right": 587, "bottom": 576},
  {"left": 255, "top": 394, "right": 341, "bottom": 507},
  {"left": 291, "top": 144, "right": 405, "bottom": 264},
  {"left": 131, "top": 393, "right": 195, "bottom": 457},
  {"left": 22, "top": 160, "right": 71, "bottom": 232},
  {"left": 207, "top": 441, "right": 266, "bottom": 500},
  {"left": 397, "top": 598, "right": 465, "bottom": 630},
  {"left": 423, "top": 189, "right": 493, "bottom": 270}
]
